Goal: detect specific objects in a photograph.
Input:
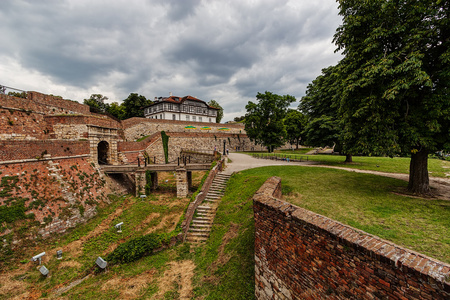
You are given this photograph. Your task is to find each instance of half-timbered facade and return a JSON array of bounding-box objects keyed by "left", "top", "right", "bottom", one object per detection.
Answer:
[{"left": 143, "top": 95, "right": 219, "bottom": 123}]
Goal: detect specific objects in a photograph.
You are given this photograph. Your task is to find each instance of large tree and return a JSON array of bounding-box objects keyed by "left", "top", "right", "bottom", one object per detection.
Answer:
[
  {"left": 207, "top": 100, "right": 224, "bottom": 123},
  {"left": 334, "top": 0, "right": 450, "bottom": 194},
  {"left": 284, "top": 109, "right": 307, "bottom": 149},
  {"left": 83, "top": 94, "right": 109, "bottom": 113},
  {"left": 122, "top": 93, "right": 152, "bottom": 119},
  {"left": 244, "top": 91, "right": 295, "bottom": 152},
  {"left": 299, "top": 65, "right": 349, "bottom": 157}
]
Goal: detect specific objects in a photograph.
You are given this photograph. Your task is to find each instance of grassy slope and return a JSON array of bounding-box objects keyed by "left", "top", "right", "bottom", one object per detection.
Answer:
[
  {"left": 2, "top": 166, "right": 448, "bottom": 299},
  {"left": 192, "top": 165, "right": 450, "bottom": 299}
]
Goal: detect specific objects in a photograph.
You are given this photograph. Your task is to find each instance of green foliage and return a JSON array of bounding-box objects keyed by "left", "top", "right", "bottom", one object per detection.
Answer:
[
  {"left": 0, "top": 198, "right": 26, "bottom": 223},
  {"left": 106, "top": 233, "right": 162, "bottom": 264},
  {"left": 302, "top": 0, "right": 450, "bottom": 193},
  {"left": 7, "top": 91, "right": 26, "bottom": 98},
  {"left": 284, "top": 109, "right": 307, "bottom": 149},
  {"left": 299, "top": 65, "right": 343, "bottom": 150},
  {"left": 84, "top": 94, "right": 109, "bottom": 113},
  {"left": 234, "top": 115, "right": 245, "bottom": 123},
  {"left": 161, "top": 131, "right": 170, "bottom": 164},
  {"left": 0, "top": 175, "right": 19, "bottom": 198},
  {"left": 136, "top": 135, "right": 150, "bottom": 142},
  {"left": 107, "top": 102, "right": 126, "bottom": 120},
  {"left": 207, "top": 99, "right": 224, "bottom": 123},
  {"left": 244, "top": 91, "right": 295, "bottom": 152},
  {"left": 145, "top": 170, "right": 155, "bottom": 195},
  {"left": 122, "top": 93, "right": 152, "bottom": 119}
]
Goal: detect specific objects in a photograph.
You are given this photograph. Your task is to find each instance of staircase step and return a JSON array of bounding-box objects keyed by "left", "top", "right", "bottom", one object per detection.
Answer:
[
  {"left": 188, "top": 232, "right": 210, "bottom": 238},
  {"left": 193, "top": 219, "right": 212, "bottom": 224},
  {"left": 190, "top": 223, "right": 211, "bottom": 228},
  {"left": 186, "top": 173, "right": 231, "bottom": 244}
]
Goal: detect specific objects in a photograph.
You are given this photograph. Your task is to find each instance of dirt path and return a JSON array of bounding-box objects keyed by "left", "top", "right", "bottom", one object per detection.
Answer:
[{"left": 225, "top": 153, "right": 450, "bottom": 201}]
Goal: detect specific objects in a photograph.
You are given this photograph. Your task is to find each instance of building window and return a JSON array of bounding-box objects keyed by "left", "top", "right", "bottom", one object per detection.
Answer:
[
  {"left": 199, "top": 117, "right": 202, "bottom": 122},
  {"left": 172, "top": 114, "right": 176, "bottom": 120},
  {"left": 192, "top": 116, "right": 196, "bottom": 122},
  {"left": 209, "top": 118, "right": 212, "bottom": 122},
  {"left": 169, "top": 104, "right": 173, "bottom": 110},
  {"left": 160, "top": 114, "right": 163, "bottom": 119},
  {"left": 186, "top": 115, "right": 190, "bottom": 121}
]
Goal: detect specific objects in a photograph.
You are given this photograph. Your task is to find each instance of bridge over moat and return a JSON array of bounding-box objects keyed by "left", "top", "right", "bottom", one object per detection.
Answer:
[{"left": 100, "top": 163, "right": 212, "bottom": 198}]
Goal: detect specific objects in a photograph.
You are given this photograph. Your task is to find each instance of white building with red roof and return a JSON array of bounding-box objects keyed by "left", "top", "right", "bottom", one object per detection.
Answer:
[{"left": 143, "top": 94, "right": 219, "bottom": 123}]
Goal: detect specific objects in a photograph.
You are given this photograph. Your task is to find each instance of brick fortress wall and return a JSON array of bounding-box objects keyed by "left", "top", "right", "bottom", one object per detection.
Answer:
[
  {"left": 0, "top": 92, "right": 113, "bottom": 253},
  {"left": 253, "top": 177, "right": 450, "bottom": 299}
]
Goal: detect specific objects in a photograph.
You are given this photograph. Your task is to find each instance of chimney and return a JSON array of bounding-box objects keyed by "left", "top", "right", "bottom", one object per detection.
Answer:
[{"left": 169, "top": 92, "right": 173, "bottom": 97}]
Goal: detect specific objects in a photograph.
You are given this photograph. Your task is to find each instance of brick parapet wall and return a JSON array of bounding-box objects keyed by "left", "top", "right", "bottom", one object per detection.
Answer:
[
  {"left": 0, "top": 92, "right": 89, "bottom": 115},
  {"left": 0, "top": 140, "right": 90, "bottom": 161},
  {"left": 44, "top": 115, "right": 121, "bottom": 129},
  {"left": 254, "top": 177, "right": 450, "bottom": 300},
  {"left": 27, "top": 91, "right": 90, "bottom": 114}
]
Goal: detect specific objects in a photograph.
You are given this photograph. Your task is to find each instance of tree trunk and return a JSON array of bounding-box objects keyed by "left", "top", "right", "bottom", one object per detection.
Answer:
[
  {"left": 296, "top": 139, "right": 299, "bottom": 150},
  {"left": 344, "top": 154, "right": 353, "bottom": 163},
  {"left": 408, "top": 148, "right": 431, "bottom": 195}
]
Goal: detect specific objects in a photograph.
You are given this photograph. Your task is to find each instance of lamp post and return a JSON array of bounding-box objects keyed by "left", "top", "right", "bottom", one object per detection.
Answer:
[{"left": 223, "top": 139, "right": 226, "bottom": 156}]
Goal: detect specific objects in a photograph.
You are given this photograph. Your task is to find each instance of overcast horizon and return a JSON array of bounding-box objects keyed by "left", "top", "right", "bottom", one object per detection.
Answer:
[{"left": 1, "top": 0, "right": 343, "bottom": 122}]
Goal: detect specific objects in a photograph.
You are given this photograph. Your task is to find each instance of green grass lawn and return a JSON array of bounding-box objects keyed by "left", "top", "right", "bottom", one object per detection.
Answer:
[
  {"left": 192, "top": 165, "right": 450, "bottom": 298},
  {"left": 247, "top": 152, "right": 450, "bottom": 177}
]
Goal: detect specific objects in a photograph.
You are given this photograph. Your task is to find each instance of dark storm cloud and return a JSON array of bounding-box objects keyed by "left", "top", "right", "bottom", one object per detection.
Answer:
[{"left": 1, "top": 0, "right": 342, "bottom": 121}]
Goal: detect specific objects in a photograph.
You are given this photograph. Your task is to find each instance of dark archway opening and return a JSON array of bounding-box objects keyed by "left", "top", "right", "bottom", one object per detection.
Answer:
[{"left": 98, "top": 141, "right": 109, "bottom": 165}]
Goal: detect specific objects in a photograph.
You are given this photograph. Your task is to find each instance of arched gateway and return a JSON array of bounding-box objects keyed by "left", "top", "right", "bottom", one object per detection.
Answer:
[{"left": 97, "top": 141, "right": 109, "bottom": 165}]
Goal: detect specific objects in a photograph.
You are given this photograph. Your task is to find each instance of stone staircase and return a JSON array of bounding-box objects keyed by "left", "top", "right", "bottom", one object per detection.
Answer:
[{"left": 186, "top": 173, "right": 231, "bottom": 243}]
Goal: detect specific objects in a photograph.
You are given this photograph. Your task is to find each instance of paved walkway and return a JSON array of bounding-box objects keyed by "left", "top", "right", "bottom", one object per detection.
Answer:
[{"left": 222, "top": 152, "right": 316, "bottom": 175}]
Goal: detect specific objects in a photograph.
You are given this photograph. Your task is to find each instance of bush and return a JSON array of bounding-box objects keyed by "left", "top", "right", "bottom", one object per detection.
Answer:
[{"left": 106, "top": 233, "right": 162, "bottom": 264}]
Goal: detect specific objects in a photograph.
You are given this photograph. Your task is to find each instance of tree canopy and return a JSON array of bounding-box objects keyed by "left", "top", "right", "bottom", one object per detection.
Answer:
[
  {"left": 244, "top": 91, "right": 295, "bottom": 152},
  {"left": 83, "top": 93, "right": 152, "bottom": 120},
  {"left": 83, "top": 94, "right": 109, "bottom": 113},
  {"left": 299, "top": 65, "right": 343, "bottom": 150},
  {"left": 284, "top": 109, "right": 307, "bottom": 149},
  {"left": 122, "top": 93, "right": 152, "bottom": 119},
  {"left": 207, "top": 100, "right": 224, "bottom": 123},
  {"left": 331, "top": 0, "right": 450, "bottom": 194}
]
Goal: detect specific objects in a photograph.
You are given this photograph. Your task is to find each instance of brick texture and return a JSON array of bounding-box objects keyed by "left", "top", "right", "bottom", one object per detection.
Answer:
[
  {"left": 254, "top": 177, "right": 450, "bottom": 300},
  {"left": 0, "top": 140, "right": 90, "bottom": 161}
]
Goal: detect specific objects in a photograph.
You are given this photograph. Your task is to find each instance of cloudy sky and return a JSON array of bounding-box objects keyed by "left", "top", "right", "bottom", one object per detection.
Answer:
[{"left": 1, "top": 0, "right": 342, "bottom": 122}]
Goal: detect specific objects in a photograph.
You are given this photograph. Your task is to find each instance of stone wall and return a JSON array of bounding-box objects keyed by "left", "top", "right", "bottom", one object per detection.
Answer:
[
  {"left": 122, "top": 117, "right": 245, "bottom": 141},
  {"left": 144, "top": 132, "right": 262, "bottom": 164},
  {"left": 253, "top": 177, "right": 450, "bottom": 300}
]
